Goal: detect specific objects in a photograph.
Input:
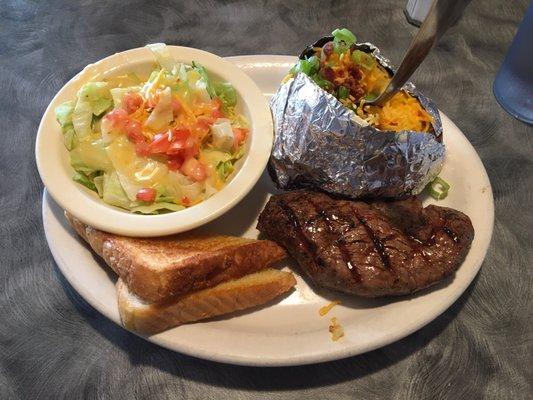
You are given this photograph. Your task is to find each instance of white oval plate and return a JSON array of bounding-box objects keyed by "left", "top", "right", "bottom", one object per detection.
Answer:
[{"left": 42, "top": 55, "right": 494, "bottom": 367}]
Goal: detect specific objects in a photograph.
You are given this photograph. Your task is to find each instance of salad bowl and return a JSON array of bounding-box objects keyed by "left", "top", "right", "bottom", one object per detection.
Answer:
[{"left": 36, "top": 45, "right": 273, "bottom": 237}]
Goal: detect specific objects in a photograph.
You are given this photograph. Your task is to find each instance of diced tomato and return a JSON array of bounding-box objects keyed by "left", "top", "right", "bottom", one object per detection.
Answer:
[
  {"left": 210, "top": 97, "right": 225, "bottom": 118},
  {"left": 212, "top": 97, "right": 222, "bottom": 109},
  {"left": 167, "top": 156, "right": 184, "bottom": 171},
  {"left": 211, "top": 108, "right": 224, "bottom": 118},
  {"left": 167, "top": 140, "right": 186, "bottom": 155},
  {"left": 135, "top": 141, "right": 150, "bottom": 157},
  {"left": 166, "top": 128, "right": 192, "bottom": 155},
  {"left": 168, "top": 137, "right": 196, "bottom": 156},
  {"left": 181, "top": 196, "right": 190, "bottom": 206},
  {"left": 123, "top": 92, "right": 143, "bottom": 114},
  {"left": 180, "top": 158, "right": 207, "bottom": 182},
  {"left": 136, "top": 188, "right": 156, "bottom": 203},
  {"left": 171, "top": 98, "right": 181, "bottom": 116},
  {"left": 125, "top": 119, "right": 144, "bottom": 143},
  {"left": 233, "top": 127, "right": 248, "bottom": 149},
  {"left": 172, "top": 127, "right": 191, "bottom": 141},
  {"left": 148, "top": 131, "right": 171, "bottom": 154},
  {"left": 183, "top": 144, "right": 199, "bottom": 160},
  {"left": 104, "top": 109, "right": 145, "bottom": 143},
  {"left": 196, "top": 116, "right": 214, "bottom": 131},
  {"left": 104, "top": 109, "right": 128, "bottom": 125}
]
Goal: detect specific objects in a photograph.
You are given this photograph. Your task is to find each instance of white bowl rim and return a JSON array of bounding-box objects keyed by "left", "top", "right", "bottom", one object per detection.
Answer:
[{"left": 35, "top": 45, "right": 273, "bottom": 237}]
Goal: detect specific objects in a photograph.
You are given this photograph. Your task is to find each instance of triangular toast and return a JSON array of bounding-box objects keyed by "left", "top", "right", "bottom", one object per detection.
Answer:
[
  {"left": 117, "top": 268, "right": 296, "bottom": 334},
  {"left": 66, "top": 214, "right": 286, "bottom": 303}
]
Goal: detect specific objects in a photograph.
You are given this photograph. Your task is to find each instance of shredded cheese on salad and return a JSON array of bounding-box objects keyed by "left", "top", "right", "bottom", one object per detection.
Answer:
[{"left": 55, "top": 44, "right": 248, "bottom": 214}]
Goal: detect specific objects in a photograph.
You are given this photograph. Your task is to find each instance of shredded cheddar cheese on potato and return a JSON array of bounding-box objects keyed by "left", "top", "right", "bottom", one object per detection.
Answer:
[
  {"left": 359, "top": 91, "right": 434, "bottom": 132},
  {"left": 329, "top": 48, "right": 433, "bottom": 133},
  {"left": 291, "top": 38, "right": 435, "bottom": 133},
  {"left": 319, "top": 300, "right": 341, "bottom": 316}
]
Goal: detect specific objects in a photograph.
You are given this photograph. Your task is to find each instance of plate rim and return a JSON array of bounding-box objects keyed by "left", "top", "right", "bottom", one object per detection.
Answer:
[{"left": 42, "top": 55, "right": 494, "bottom": 367}]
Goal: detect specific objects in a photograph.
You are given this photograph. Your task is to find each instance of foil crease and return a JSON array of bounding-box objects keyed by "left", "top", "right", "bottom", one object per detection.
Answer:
[{"left": 269, "top": 43, "right": 445, "bottom": 199}]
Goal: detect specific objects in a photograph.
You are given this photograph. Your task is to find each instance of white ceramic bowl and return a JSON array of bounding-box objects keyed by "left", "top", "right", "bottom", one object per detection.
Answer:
[{"left": 35, "top": 46, "right": 273, "bottom": 237}]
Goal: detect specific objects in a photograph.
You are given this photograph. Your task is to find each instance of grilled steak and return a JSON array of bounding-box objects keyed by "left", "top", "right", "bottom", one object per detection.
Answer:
[{"left": 257, "top": 191, "right": 474, "bottom": 297}]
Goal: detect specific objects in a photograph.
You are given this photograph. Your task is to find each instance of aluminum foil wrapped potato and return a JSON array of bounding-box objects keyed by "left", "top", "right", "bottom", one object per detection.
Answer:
[{"left": 268, "top": 32, "right": 444, "bottom": 199}]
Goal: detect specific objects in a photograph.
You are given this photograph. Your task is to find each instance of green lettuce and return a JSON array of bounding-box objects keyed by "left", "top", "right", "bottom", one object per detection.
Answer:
[
  {"left": 110, "top": 86, "right": 140, "bottom": 110},
  {"left": 55, "top": 101, "right": 78, "bottom": 150},
  {"left": 72, "top": 171, "right": 97, "bottom": 192},
  {"left": 214, "top": 82, "right": 237, "bottom": 109},
  {"left": 93, "top": 175, "right": 104, "bottom": 197},
  {"left": 154, "top": 185, "right": 176, "bottom": 203},
  {"left": 131, "top": 202, "right": 185, "bottom": 214},
  {"left": 216, "top": 160, "right": 234, "bottom": 181},
  {"left": 142, "top": 69, "right": 163, "bottom": 97},
  {"left": 72, "top": 82, "right": 112, "bottom": 139},
  {"left": 192, "top": 61, "right": 215, "bottom": 98},
  {"left": 146, "top": 43, "right": 177, "bottom": 72},
  {"left": 202, "top": 149, "right": 232, "bottom": 166},
  {"left": 55, "top": 101, "right": 74, "bottom": 126},
  {"left": 77, "top": 82, "right": 112, "bottom": 116},
  {"left": 72, "top": 98, "right": 93, "bottom": 139},
  {"left": 144, "top": 86, "right": 173, "bottom": 131},
  {"left": 102, "top": 171, "right": 130, "bottom": 209},
  {"left": 70, "top": 138, "right": 112, "bottom": 175},
  {"left": 177, "top": 63, "right": 188, "bottom": 82}
]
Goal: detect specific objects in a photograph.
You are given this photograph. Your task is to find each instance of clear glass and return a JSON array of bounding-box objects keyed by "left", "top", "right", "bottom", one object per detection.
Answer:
[
  {"left": 493, "top": 3, "right": 533, "bottom": 124},
  {"left": 405, "top": 0, "right": 433, "bottom": 26}
]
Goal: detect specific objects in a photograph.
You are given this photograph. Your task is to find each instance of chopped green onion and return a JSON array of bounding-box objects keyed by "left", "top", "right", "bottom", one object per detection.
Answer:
[
  {"left": 298, "top": 59, "right": 313, "bottom": 75},
  {"left": 364, "top": 92, "right": 378, "bottom": 102},
  {"left": 289, "top": 56, "right": 332, "bottom": 90},
  {"left": 427, "top": 176, "right": 450, "bottom": 200},
  {"left": 351, "top": 50, "right": 376, "bottom": 71},
  {"left": 332, "top": 28, "right": 357, "bottom": 54},
  {"left": 338, "top": 86, "right": 349, "bottom": 99},
  {"left": 307, "top": 55, "right": 320, "bottom": 74},
  {"left": 290, "top": 56, "right": 320, "bottom": 77},
  {"left": 309, "top": 73, "right": 332, "bottom": 90}
]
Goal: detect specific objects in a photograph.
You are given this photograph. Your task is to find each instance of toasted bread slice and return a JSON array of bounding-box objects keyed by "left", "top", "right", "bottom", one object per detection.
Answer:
[
  {"left": 117, "top": 268, "right": 296, "bottom": 334},
  {"left": 66, "top": 214, "right": 286, "bottom": 303}
]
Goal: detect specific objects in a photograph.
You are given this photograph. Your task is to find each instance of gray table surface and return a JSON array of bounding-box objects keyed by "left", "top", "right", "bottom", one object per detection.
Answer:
[{"left": 1, "top": 0, "right": 532, "bottom": 399}]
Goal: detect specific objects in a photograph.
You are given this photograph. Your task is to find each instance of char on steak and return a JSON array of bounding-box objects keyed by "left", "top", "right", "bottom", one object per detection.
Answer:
[{"left": 257, "top": 191, "right": 474, "bottom": 297}]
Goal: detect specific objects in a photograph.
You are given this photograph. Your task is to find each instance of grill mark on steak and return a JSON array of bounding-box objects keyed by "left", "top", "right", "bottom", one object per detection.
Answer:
[
  {"left": 257, "top": 191, "right": 475, "bottom": 297},
  {"left": 443, "top": 226, "right": 459, "bottom": 243},
  {"left": 424, "top": 219, "right": 459, "bottom": 247},
  {"left": 297, "top": 193, "right": 349, "bottom": 273},
  {"left": 276, "top": 197, "right": 326, "bottom": 268},
  {"left": 350, "top": 206, "right": 392, "bottom": 270},
  {"left": 306, "top": 196, "right": 362, "bottom": 282}
]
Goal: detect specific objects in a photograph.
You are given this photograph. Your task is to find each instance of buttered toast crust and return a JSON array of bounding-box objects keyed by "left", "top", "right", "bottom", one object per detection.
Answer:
[
  {"left": 117, "top": 268, "right": 297, "bottom": 334},
  {"left": 66, "top": 214, "right": 286, "bottom": 303}
]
